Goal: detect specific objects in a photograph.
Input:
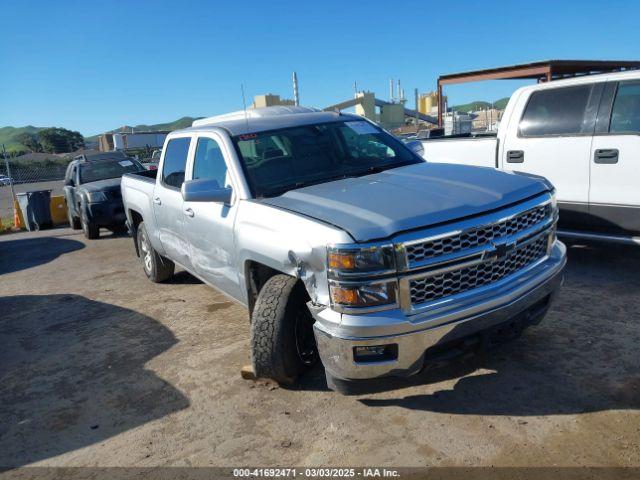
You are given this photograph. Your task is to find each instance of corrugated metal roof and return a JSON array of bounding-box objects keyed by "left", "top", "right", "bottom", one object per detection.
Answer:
[{"left": 439, "top": 60, "right": 640, "bottom": 82}]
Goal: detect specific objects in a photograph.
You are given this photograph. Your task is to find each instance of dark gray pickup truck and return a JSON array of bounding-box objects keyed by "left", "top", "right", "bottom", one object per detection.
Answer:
[{"left": 64, "top": 155, "right": 144, "bottom": 238}]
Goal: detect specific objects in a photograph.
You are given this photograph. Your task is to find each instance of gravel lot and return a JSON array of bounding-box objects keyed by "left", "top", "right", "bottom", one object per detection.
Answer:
[{"left": 0, "top": 227, "right": 638, "bottom": 468}]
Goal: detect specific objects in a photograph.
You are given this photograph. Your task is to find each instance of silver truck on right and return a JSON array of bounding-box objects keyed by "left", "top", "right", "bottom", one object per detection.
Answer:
[{"left": 422, "top": 70, "right": 640, "bottom": 244}]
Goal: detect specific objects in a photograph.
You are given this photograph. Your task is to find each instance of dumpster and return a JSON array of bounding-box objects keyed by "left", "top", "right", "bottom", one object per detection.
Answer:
[
  {"left": 16, "top": 190, "right": 53, "bottom": 231},
  {"left": 50, "top": 195, "right": 68, "bottom": 225}
]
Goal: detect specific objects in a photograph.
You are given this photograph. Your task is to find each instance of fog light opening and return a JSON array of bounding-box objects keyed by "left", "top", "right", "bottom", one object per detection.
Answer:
[{"left": 353, "top": 344, "right": 398, "bottom": 363}]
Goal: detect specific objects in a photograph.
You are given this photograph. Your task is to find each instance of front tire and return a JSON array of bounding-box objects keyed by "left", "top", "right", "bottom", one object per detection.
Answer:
[
  {"left": 81, "top": 211, "right": 99, "bottom": 239},
  {"left": 137, "top": 221, "right": 174, "bottom": 282},
  {"left": 250, "top": 274, "right": 318, "bottom": 384},
  {"left": 67, "top": 206, "right": 81, "bottom": 230}
]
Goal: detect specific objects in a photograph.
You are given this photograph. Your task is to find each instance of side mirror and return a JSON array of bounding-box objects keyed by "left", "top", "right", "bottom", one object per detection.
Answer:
[
  {"left": 64, "top": 178, "right": 75, "bottom": 187},
  {"left": 181, "top": 178, "right": 233, "bottom": 204},
  {"left": 405, "top": 140, "right": 425, "bottom": 158}
]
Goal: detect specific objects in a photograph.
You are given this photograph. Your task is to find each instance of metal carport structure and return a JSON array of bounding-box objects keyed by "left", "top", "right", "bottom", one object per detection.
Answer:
[{"left": 437, "top": 60, "right": 640, "bottom": 125}]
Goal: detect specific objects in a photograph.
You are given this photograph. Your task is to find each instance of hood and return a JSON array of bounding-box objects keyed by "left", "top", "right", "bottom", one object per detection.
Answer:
[
  {"left": 79, "top": 177, "right": 122, "bottom": 192},
  {"left": 259, "top": 162, "right": 550, "bottom": 242}
]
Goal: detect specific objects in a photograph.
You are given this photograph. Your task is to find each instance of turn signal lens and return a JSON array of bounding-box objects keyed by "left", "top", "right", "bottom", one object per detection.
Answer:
[
  {"left": 330, "top": 282, "right": 397, "bottom": 308},
  {"left": 328, "top": 252, "right": 356, "bottom": 270},
  {"left": 330, "top": 286, "right": 359, "bottom": 305}
]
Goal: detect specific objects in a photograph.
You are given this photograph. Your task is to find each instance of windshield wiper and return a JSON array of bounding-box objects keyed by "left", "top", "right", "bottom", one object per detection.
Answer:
[
  {"left": 347, "top": 162, "right": 411, "bottom": 178},
  {"left": 259, "top": 163, "right": 416, "bottom": 198},
  {"left": 260, "top": 173, "right": 359, "bottom": 198}
]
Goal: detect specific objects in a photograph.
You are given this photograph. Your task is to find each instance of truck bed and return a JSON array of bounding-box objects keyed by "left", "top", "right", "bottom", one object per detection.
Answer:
[
  {"left": 421, "top": 135, "right": 498, "bottom": 169},
  {"left": 123, "top": 169, "right": 157, "bottom": 183},
  {"left": 121, "top": 169, "right": 158, "bottom": 237}
]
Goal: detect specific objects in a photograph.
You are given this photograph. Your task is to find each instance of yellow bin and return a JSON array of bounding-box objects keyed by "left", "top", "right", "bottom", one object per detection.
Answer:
[{"left": 50, "top": 195, "right": 68, "bottom": 225}]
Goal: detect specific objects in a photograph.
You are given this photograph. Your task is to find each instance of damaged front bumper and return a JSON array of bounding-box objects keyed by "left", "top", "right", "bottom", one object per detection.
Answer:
[{"left": 312, "top": 241, "right": 566, "bottom": 382}]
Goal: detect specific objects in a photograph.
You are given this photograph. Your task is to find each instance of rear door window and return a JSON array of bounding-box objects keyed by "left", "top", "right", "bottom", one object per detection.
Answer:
[
  {"left": 609, "top": 81, "right": 640, "bottom": 134},
  {"left": 161, "top": 137, "right": 191, "bottom": 188},
  {"left": 519, "top": 85, "right": 594, "bottom": 137}
]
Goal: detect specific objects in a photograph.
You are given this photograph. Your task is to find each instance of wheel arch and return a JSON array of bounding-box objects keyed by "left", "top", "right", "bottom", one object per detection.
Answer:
[
  {"left": 128, "top": 209, "right": 144, "bottom": 257},
  {"left": 244, "top": 259, "right": 309, "bottom": 316}
]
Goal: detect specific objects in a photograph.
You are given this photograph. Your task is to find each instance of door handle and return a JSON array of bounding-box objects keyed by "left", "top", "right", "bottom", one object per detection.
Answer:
[
  {"left": 594, "top": 148, "right": 619, "bottom": 164},
  {"left": 184, "top": 207, "right": 194, "bottom": 218},
  {"left": 153, "top": 196, "right": 162, "bottom": 205},
  {"left": 506, "top": 150, "right": 524, "bottom": 163}
]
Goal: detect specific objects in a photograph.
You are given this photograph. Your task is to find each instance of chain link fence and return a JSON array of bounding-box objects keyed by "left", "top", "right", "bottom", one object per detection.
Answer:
[{"left": 1, "top": 158, "right": 68, "bottom": 230}]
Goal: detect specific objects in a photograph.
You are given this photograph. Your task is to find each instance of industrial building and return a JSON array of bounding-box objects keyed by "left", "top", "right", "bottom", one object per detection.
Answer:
[
  {"left": 98, "top": 130, "right": 168, "bottom": 152},
  {"left": 417, "top": 91, "right": 447, "bottom": 116},
  {"left": 250, "top": 94, "right": 296, "bottom": 109}
]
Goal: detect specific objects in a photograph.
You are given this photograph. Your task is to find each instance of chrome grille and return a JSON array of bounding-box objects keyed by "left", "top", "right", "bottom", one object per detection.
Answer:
[
  {"left": 409, "top": 236, "right": 548, "bottom": 306},
  {"left": 405, "top": 204, "right": 551, "bottom": 267}
]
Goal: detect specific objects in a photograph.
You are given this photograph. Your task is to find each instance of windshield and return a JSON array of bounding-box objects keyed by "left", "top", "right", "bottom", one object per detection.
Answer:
[
  {"left": 233, "top": 120, "right": 422, "bottom": 197},
  {"left": 79, "top": 159, "right": 143, "bottom": 184}
]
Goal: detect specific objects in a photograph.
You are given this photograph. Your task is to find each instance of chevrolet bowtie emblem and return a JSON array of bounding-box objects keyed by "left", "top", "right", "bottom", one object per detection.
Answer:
[{"left": 494, "top": 242, "right": 515, "bottom": 260}]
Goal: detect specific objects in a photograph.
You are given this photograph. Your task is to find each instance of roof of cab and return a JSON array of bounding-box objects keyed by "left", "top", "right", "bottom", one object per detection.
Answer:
[{"left": 175, "top": 106, "right": 362, "bottom": 136}]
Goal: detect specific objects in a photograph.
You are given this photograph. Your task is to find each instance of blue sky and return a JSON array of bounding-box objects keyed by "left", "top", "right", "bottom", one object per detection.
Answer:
[{"left": 1, "top": 0, "right": 639, "bottom": 135}]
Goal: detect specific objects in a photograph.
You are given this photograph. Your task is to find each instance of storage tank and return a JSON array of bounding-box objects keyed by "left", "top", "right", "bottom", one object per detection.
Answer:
[{"left": 419, "top": 92, "right": 447, "bottom": 115}]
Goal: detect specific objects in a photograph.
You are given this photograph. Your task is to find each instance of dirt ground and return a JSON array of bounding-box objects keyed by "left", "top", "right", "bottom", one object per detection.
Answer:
[{"left": 0, "top": 227, "right": 639, "bottom": 468}]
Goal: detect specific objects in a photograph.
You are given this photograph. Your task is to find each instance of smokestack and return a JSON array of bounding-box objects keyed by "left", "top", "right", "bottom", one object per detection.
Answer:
[
  {"left": 397, "top": 79, "right": 401, "bottom": 101},
  {"left": 415, "top": 88, "right": 419, "bottom": 131},
  {"left": 390, "top": 78, "right": 394, "bottom": 101},
  {"left": 292, "top": 71, "right": 299, "bottom": 106}
]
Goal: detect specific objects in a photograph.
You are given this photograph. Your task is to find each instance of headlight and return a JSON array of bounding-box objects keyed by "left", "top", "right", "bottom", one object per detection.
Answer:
[
  {"left": 327, "top": 243, "right": 398, "bottom": 310},
  {"left": 327, "top": 244, "right": 395, "bottom": 275},
  {"left": 330, "top": 281, "right": 397, "bottom": 308},
  {"left": 87, "top": 191, "right": 108, "bottom": 203}
]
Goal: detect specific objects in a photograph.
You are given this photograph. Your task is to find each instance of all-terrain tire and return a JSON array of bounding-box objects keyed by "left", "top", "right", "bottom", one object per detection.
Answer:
[
  {"left": 67, "top": 206, "right": 81, "bottom": 230},
  {"left": 250, "top": 274, "right": 317, "bottom": 384},
  {"left": 137, "top": 221, "right": 174, "bottom": 282},
  {"left": 81, "top": 211, "right": 100, "bottom": 239}
]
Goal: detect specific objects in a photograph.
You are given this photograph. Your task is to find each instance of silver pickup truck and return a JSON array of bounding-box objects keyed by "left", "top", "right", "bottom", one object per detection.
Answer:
[{"left": 121, "top": 106, "right": 566, "bottom": 392}]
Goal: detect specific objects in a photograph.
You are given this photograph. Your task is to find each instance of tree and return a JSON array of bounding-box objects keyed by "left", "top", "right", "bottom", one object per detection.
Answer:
[
  {"left": 15, "top": 132, "right": 42, "bottom": 152},
  {"left": 38, "top": 128, "right": 85, "bottom": 153}
]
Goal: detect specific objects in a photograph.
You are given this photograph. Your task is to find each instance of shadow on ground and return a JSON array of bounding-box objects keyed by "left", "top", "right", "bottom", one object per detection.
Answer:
[
  {"left": 0, "top": 236, "right": 84, "bottom": 275},
  {"left": 167, "top": 270, "right": 203, "bottom": 285},
  {"left": 297, "top": 242, "right": 640, "bottom": 416},
  {"left": 356, "top": 242, "right": 640, "bottom": 413},
  {"left": 0, "top": 294, "right": 189, "bottom": 467}
]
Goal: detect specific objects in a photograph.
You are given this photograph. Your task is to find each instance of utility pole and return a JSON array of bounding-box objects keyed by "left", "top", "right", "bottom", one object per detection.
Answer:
[
  {"left": 2, "top": 144, "right": 18, "bottom": 227},
  {"left": 292, "top": 71, "right": 300, "bottom": 106},
  {"left": 2, "top": 144, "right": 16, "bottom": 203},
  {"left": 414, "top": 88, "right": 419, "bottom": 133}
]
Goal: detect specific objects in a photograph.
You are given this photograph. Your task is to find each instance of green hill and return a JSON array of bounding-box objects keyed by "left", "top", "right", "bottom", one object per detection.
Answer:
[
  {"left": 2, "top": 117, "right": 203, "bottom": 152},
  {"left": 494, "top": 97, "right": 510, "bottom": 109},
  {"left": 0, "top": 126, "right": 47, "bottom": 152},
  {"left": 85, "top": 116, "right": 202, "bottom": 142},
  {"left": 450, "top": 97, "right": 510, "bottom": 113}
]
